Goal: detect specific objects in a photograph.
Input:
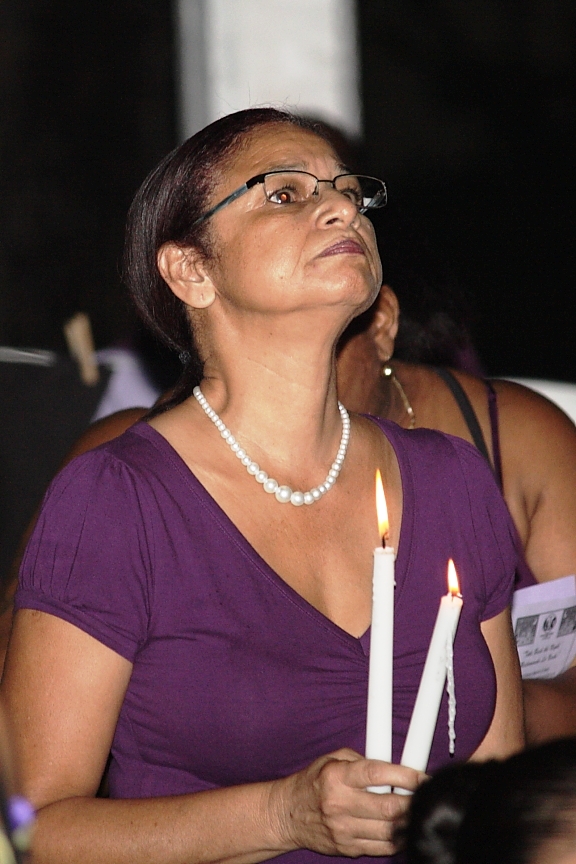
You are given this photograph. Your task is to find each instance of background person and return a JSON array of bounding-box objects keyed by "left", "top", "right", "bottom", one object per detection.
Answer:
[{"left": 336, "top": 210, "right": 576, "bottom": 744}]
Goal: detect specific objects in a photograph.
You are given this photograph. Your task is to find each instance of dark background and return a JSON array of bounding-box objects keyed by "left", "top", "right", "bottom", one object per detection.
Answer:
[
  {"left": 1, "top": 0, "right": 574, "bottom": 378},
  {"left": 359, "top": 1, "right": 576, "bottom": 379},
  {"left": 0, "top": 0, "right": 176, "bottom": 353}
]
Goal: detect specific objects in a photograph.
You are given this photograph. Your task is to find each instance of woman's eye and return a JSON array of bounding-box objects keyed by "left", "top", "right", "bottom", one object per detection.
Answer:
[
  {"left": 339, "top": 186, "right": 363, "bottom": 206},
  {"left": 267, "top": 185, "right": 301, "bottom": 205}
]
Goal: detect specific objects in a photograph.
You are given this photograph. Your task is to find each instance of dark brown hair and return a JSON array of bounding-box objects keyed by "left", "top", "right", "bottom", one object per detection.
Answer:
[
  {"left": 123, "top": 107, "right": 331, "bottom": 415},
  {"left": 402, "top": 738, "right": 576, "bottom": 864}
]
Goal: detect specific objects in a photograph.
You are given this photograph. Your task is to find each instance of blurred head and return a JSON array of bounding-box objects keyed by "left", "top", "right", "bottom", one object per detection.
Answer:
[
  {"left": 402, "top": 738, "right": 576, "bottom": 864},
  {"left": 124, "top": 108, "right": 383, "bottom": 412},
  {"left": 0, "top": 699, "right": 33, "bottom": 863}
]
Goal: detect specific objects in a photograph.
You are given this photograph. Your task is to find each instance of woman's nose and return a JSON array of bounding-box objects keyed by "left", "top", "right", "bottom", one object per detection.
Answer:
[{"left": 314, "top": 183, "right": 360, "bottom": 227}]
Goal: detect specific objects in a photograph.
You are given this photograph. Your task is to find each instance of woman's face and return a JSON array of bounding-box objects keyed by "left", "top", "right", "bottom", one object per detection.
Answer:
[{"left": 199, "top": 123, "right": 382, "bottom": 320}]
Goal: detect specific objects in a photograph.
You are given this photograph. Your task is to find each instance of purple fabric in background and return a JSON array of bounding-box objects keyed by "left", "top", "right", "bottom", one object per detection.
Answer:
[{"left": 16, "top": 419, "right": 517, "bottom": 864}]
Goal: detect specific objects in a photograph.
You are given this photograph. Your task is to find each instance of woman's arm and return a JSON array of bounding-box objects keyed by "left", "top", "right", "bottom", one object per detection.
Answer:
[
  {"left": 522, "top": 669, "right": 576, "bottom": 744},
  {"left": 494, "top": 381, "right": 576, "bottom": 742},
  {"left": 470, "top": 608, "right": 525, "bottom": 760},
  {"left": 494, "top": 380, "right": 576, "bottom": 582},
  {"left": 1, "top": 609, "right": 421, "bottom": 864}
]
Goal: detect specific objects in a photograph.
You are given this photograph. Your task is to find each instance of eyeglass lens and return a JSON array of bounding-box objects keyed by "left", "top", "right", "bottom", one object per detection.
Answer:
[{"left": 261, "top": 173, "right": 386, "bottom": 213}]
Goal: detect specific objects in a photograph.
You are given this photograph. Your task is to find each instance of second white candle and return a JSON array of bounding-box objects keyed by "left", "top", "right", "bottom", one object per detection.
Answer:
[{"left": 397, "top": 560, "right": 462, "bottom": 792}]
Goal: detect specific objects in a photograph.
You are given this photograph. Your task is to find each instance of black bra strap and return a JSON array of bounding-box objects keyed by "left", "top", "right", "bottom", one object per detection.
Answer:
[{"left": 432, "top": 367, "right": 491, "bottom": 465}]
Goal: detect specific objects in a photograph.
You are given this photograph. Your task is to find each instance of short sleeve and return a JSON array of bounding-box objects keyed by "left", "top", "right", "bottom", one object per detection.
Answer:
[
  {"left": 15, "top": 448, "right": 154, "bottom": 661},
  {"left": 452, "top": 437, "right": 519, "bottom": 621}
]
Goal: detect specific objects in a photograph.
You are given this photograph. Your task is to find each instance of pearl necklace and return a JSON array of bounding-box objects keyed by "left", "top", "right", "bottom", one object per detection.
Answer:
[{"left": 193, "top": 386, "right": 351, "bottom": 506}]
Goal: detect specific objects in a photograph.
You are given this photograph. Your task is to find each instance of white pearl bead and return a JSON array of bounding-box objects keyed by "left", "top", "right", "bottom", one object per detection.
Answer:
[
  {"left": 275, "top": 485, "right": 292, "bottom": 503},
  {"left": 193, "top": 390, "right": 350, "bottom": 507}
]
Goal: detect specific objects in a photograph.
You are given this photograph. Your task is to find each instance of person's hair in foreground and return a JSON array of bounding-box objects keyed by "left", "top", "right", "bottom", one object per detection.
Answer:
[
  {"left": 402, "top": 738, "right": 576, "bottom": 864},
  {"left": 124, "top": 106, "right": 332, "bottom": 415}
]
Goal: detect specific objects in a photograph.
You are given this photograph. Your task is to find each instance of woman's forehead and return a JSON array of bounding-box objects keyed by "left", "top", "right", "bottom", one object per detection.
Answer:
[{"left": 226, "top": 124, "right": 345, "bottom": 180}]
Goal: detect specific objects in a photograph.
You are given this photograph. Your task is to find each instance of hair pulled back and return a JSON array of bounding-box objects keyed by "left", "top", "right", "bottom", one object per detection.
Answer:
[
  {"left": 124, "top": 107, "right": 328, "bottom": 415},
  {"left": 402, "top": 738, "right": 576, "bottom": 864}
]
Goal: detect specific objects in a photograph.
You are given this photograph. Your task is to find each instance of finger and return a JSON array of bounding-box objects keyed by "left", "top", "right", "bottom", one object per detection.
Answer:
[
  {"left": 343, "top": 758, "right": 425, "bottom": 792},
  {"left": 340, "top": 787, "right": 413, "bottom": 821},
  {"left": 333, "top": 815, "right": 400, "bottom": 855},
  {"left": 325, "top": 747, "right": 364, "bottom": 763},
  {"left": 334, "top": 836, "right": 398, "bottom": 858}
]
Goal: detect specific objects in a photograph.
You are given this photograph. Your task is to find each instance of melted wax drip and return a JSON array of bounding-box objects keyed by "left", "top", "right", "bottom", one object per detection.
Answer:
[{"left": 446, "top": 633, "right": 456, "bottom": 754}]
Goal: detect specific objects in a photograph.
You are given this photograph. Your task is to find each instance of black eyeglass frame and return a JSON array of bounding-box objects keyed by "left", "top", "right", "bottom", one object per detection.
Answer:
[{"left": 192, "top": 170, "right": 387, "bottom": 226}]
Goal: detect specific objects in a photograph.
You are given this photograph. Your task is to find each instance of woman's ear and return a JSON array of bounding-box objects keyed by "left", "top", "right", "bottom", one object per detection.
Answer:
[
  {"left": 370, "top": 285, "right": 400, "bottom": 362},
  {"left": 157, "top": 243, "right": 216, "bottom": 310}
]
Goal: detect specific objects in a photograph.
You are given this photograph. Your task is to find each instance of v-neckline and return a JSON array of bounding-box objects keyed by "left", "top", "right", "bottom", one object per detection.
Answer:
[{"left": 131, "top": 417, "right": 414, "bottom": 648}]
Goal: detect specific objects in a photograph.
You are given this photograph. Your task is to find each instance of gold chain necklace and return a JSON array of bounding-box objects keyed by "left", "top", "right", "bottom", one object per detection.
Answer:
[{"left": 382, "top": 365, "right": 416, "bottom": 429}]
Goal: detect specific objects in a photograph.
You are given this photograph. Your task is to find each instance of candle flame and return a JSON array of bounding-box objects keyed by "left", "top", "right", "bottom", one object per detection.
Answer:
[
  {"left": 447, "top": 559, "right": 460, "bottom": 596},
  {"left": 375, "top": 470, "right": 389, "bottom": 542}
]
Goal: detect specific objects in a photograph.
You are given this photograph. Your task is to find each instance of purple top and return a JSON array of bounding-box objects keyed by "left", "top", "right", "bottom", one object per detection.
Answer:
[{"left": 16, "top": 419, "right": 517, "bottom": 864}]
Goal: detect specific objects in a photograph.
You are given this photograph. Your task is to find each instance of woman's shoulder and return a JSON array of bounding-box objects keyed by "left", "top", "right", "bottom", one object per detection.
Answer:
[
  {"left": 44, "top": 421, "right": 175, "bottom": 508},
  {"left": 366, "top": 412, "right": 490, "bottom": 472}
]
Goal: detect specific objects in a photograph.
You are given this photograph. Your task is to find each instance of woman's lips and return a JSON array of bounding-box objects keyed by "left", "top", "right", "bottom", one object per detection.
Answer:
[{"left": 319, "top": 239, "right": 365, "bottom": 257}]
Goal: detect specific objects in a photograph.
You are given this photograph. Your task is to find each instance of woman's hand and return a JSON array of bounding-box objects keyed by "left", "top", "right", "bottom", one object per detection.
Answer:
[{"left": 272, "top": 748, "right": 424, "bottom": 858}]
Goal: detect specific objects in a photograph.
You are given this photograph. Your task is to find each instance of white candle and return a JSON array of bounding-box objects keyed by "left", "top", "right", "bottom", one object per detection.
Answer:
[
  {"left": 365, "top": 471, "right": 395, "bottom": 794},
  {"left": 397, "top": 560, "right": 463, "bottom": 791}
]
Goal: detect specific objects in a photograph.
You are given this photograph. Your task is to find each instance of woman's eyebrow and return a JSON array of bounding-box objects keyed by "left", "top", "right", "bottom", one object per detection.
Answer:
[{"left": 263, "top": 161, "right": 350, "bottom": 175}]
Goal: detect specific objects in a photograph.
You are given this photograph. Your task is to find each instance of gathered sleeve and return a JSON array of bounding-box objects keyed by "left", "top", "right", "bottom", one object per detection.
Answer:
[
  {"left": 452, "top": 436, "right": 519, "bottom": 622},
  {"left": 15, "top": 449, "right": 155, "bottom": 661}
]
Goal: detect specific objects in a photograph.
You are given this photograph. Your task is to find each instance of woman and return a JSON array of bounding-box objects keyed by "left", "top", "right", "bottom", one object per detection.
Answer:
[
  {"left": 337, "top": 267, "right": 576, "bottom": 744},
  {"left": 0, "top": 108, "right": 522, "bottom": 864},
  {"left": 402, "top": 738, "right": 576, "bottom": 864}
]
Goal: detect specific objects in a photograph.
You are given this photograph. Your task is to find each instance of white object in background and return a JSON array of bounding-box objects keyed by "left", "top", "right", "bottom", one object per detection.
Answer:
[
  {"left": 92, "top": 348, "right": 160, "bottom": 421},
  {"left": 0, "top": 347, "right": 56, "bottom": 366},
  {"left": 505, "top": 378, "right": 576, "bottom": 426},
  {"left": 176, "top": 0, "right": 361, "bottom": 140},
  {"left": 512, "top": 575, "right": 576, "bottom": 680}
]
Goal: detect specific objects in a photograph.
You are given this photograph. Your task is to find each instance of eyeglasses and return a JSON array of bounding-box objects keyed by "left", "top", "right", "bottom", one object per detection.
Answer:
[{"left": 193, "top": 170, "right": 387, "bottom": 226}]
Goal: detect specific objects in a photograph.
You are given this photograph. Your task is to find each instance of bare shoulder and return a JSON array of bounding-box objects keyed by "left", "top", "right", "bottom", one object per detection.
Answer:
[
  {"left": 397, "top": 364, "right": 493, "bottom": 442},
  {"left": 64, "top": 407, "right": 148, "bottom": 465},
  {"left": 491, "top": 378, "right": 576, "bottom": 450},
  {"left": 490, "top": 380, "right": 576, "bottom": 581}
]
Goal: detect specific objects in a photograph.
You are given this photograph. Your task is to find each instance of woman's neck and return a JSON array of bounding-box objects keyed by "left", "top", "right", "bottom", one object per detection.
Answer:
[{"left": 194, "top": 314, "right": 348, "bottom": 481}]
